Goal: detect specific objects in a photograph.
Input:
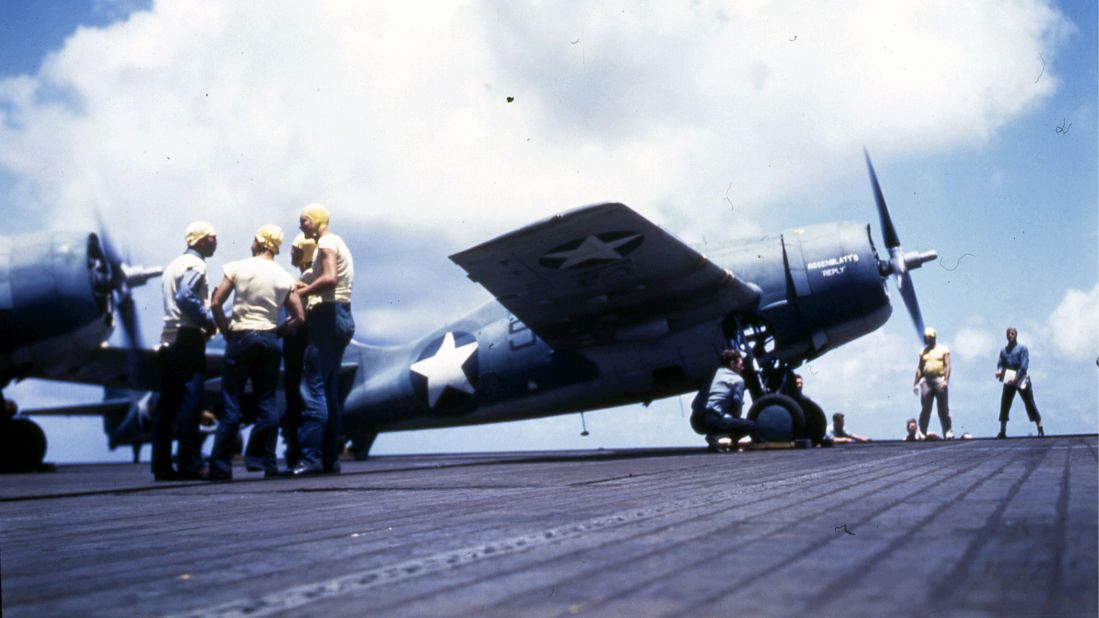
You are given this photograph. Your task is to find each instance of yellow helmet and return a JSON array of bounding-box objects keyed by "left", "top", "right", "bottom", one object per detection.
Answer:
[
  {"left": 300, "top": 203, "right": 330, "bottom": 235},
  {"left": 291, "top": 232, "right": 317, "bottom": 267},
  {"left": 254, "top": 224, "right": 284, "bottom": 254},
  {"left": 184, "top": 221, "right": 216, "bottom": 247}
]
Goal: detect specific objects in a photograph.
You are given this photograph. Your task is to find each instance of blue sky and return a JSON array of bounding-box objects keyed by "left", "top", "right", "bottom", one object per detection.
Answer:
[{"left": 1, "top": 1, "right": 1095, "bottom": 463}]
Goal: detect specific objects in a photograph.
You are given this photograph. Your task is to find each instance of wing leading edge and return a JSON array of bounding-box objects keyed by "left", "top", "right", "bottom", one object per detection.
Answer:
[{"left": 450, "top": 203, "right": 759, "bottom": 349}]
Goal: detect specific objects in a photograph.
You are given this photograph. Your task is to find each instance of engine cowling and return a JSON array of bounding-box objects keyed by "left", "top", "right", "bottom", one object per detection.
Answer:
[{"left": 0, "top": 231, "right": 114, "bottom": 386}]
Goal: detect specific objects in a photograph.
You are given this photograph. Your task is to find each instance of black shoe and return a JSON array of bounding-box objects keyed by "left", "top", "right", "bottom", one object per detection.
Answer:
[
  {"left": 291, "top": 464, "right": 324, "bottom": 476},
  {"left": 153, "top": 471, "right": 178, "bottom": 482},
  {"left": 1038, "top": 426, "right": 1045, "bottom": 437},
  {"left": 174, "top": 466, "right": 208, "bottom": 481},
  {"left": 996, "top": 431, "right": 1006, "bottom": 439},
  {"left": 323, "top": 464, "right": 341, "bottom": 475}
]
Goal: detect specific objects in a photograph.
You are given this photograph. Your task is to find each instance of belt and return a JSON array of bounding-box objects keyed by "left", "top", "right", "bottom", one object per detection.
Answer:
[{"left": 226, "top": 328, "right": 277, "bottom": 339}]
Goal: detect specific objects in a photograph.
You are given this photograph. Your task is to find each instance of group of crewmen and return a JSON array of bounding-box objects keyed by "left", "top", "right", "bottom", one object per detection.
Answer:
[
  {"left": 691, "top": 324, "right": 1046, "bottom": 451},
  {"left": 151, "top": 204, "right": 355, "bottom": 481}
]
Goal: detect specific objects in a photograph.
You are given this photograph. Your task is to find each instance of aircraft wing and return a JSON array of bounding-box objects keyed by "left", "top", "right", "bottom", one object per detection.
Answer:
[
  {"left": 450, "top": 202, "right": 760, "bottom": 348},
  {"left": 22, "top": 346, "right": 225, "bottom": 391},
  {"left": 22, "top": 399, "right": 131, "bottom": 417}
]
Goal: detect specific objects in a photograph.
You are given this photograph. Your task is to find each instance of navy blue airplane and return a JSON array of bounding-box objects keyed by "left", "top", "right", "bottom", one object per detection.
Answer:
[{"left": 1, "top": 154, "right": 936, "bottom": 471}]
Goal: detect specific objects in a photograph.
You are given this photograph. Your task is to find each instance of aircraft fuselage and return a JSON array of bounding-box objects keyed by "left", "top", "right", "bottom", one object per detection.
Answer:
[{"left": 340, "top": 220, "right": 891, "bottom": 439}]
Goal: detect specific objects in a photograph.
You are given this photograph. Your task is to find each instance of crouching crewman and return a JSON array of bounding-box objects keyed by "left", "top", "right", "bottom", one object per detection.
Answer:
[{"left": 690, "top": 348, "right": 759, "bottom": 452}]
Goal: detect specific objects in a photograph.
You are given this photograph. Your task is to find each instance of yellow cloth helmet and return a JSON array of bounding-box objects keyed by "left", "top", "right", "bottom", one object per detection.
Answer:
[
  {"left": 924, "top": 327, "right": 937, "bottom": 339},
  {"left": 184, "top": 221, "right": 217, "bottom": 247},
  {"left": 300, "top": 203, "right": 330, "bottom": 235},
  {"left": 255, "top": 224, "right": 284, "bottom": 254},
  {"left": 291, "top": 232, "right": 317, "bottom": 267}
]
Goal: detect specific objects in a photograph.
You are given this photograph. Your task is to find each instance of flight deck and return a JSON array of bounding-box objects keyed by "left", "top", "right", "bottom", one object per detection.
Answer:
[{"left": 2, "top": 435, "right": 1096, "bottom": 617}]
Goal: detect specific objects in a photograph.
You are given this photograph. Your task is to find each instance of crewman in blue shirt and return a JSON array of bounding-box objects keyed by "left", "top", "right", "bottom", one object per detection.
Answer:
[
  {"left": 691, "top": 348, "right": 758, "bottom": 452},
  {"left": 995, "top": 327, "right": 1044, "bottom": 438},
  {"left": 152, "top": 221, "right": 218, "bottom": 481}
]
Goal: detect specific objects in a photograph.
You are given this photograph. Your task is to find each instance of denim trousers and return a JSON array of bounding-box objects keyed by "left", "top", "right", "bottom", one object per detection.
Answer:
[
  {"left": 1000, "top": 382, "right": 1041, "bottom": 423},
  {"left": 280, "top": 324, "right": 308, "bottom": 468},
  {"left": 152, "top": 328, "right": 207, "bottom": 476},
  {"left": 210, "top": 330, "right": 282, "bottom": 477},
  {"left": 298, "top": 303, "right": 355, "bottom": 470},
  {"left": 702, "top": 409, "right": 756, "bottom": 440}
]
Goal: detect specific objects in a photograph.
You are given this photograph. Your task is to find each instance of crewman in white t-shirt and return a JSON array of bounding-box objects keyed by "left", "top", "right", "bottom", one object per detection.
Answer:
[
  {"left": 292, "top": 203, "right": 355, "bottom": 475},
  {"left": 207, "top": 224, "right": 304, "bottom": 480}
]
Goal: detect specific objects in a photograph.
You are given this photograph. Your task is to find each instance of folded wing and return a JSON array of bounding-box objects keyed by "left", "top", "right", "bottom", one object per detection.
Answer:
[{"left": 450, "top": 203, "right": 759, "bottom": 348}]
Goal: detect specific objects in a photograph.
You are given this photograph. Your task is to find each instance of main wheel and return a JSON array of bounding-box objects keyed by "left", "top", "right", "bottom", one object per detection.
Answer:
[
  {"left": 747, "top": 394, "right": 806, "bottom": 443},
  {"left": 798, "top": 397, "right": 827, "bottom": 445},
  {"left": 0, "top": 417, "right": 48, "bottom": 472}
]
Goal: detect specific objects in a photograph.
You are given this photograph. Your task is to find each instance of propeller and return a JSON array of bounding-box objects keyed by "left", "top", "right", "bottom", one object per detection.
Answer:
[
  {"left": 864, "top": 149, "right": 937, "bottom": 343},
  {"left": 93, "top": 213, "right": 162, "bottom": 351},
  {"left": 91, "top": 214, "right": 163, "bottom": 397}
]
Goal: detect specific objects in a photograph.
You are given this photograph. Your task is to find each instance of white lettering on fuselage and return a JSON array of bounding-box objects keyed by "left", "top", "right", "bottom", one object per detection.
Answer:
[{"left": 807, "top": 253, "right": 859, "bottom": 272}]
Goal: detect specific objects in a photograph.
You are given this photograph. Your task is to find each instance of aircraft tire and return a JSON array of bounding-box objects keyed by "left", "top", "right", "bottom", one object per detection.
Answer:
[
  {"left": 0, "top": 416, "right": 47, "bottom": 473},
  {"left": 797, "top": 398, "right": 828, "bottom": 444},
  {"left": 747, "top": 394, "right": 806, "bottom": 443}
]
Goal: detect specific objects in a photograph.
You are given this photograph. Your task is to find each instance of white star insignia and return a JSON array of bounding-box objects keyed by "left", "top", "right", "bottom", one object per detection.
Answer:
[
  {"left": 410, "top": 332, "right": 478, "bottom": 407},
  {"left": 543, "top": 234, "right": 640, "bottom": 269}
]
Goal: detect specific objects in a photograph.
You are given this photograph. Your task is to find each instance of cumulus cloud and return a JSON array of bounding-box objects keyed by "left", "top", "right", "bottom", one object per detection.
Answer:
[
  {"left": 953, "top": 326, "right": 997, "bottom": 361},
  {"left": 0, "top": 1, "right": 1072, "bottom": 262},
  {"left": 1046, "top": 282, "right": 1099, "bottom": 361}
]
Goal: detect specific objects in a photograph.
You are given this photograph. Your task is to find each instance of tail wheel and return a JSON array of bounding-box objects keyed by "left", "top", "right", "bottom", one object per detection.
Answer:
[
  {"left": 0, "top": 417, "right": 48, "bottom": 472},
  {"left": 747, "top": 394, "right": 806, "bottom": 443}
]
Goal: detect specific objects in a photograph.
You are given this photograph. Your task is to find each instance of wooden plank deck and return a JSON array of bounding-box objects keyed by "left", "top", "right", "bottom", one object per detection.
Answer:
[{"left": 2, "top": 435, "right": 1095, "bottom": 617}]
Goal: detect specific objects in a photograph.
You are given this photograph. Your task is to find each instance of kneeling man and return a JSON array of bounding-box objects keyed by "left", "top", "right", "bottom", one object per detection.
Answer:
[{"left": 692, "top": 349, "right": 758, "bottom": 452}]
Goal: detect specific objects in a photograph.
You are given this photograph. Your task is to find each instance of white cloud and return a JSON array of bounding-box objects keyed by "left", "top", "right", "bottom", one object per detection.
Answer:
[
  {"left": 0, "top": 0, "right": 1072, "bottom": 270},
  {"left": 1046, "top": 282, "right": 1099, "bottom": 361},
  {"left": 953, "top": 326, "right": 997, "bottom": 361}
]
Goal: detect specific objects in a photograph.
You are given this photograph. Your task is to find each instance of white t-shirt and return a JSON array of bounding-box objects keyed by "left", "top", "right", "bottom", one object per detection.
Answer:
[
  {"left": 305, "top": 232, "right": 354, "bottom": 304},
  {"left": 222, "top": 256, "right": 296, "bottom": 331}
]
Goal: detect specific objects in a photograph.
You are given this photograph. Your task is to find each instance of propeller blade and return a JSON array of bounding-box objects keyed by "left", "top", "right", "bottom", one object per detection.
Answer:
[
  {"left": 896, "top": 270, "right": 927, "bottom": 343},
  {"left": 95, "top": 211, "right": 160, "bottom": 390},
  {"left": 116, "top": 293, "right": 142, "bottom": 350},
  {"left": 864, "top": 149, "right": 901, "bottom": 249},
  {"left": 94, "top": 212, "right": 125, "bottom": 281}
]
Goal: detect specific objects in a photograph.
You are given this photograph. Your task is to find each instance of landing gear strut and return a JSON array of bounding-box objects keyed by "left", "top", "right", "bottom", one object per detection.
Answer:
[
  {"left": 725, "top": 317, "right": 827, "bottom": 445},
  {"left": 350, "top": 432, "right": 378, "bottom": 461}
]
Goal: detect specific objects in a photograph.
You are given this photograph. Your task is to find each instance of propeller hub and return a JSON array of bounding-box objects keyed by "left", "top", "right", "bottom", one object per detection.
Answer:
[{"left": 903, "top": 250, "right": 937, "bottom": 271}]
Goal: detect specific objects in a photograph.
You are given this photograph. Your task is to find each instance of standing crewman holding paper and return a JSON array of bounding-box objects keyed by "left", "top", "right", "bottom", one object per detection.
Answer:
[{"left": 995, "top": 326, "right": 1045, "bottom": 438}]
